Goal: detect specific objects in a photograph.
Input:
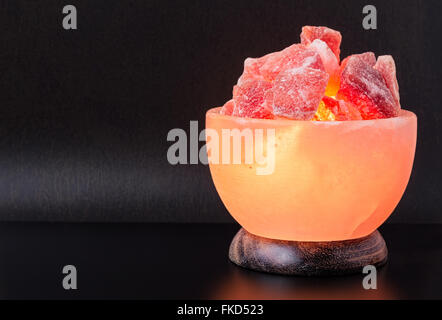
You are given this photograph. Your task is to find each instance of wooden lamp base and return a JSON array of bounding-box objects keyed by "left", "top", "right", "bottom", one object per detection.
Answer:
[{"left": 229, "top": 228, "right": 388, "bottom": 276}]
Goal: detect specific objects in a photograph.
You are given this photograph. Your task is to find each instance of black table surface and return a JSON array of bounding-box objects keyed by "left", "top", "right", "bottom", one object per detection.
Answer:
[{"left": 0, "top": 222, "right": 440, "bottom": 300}]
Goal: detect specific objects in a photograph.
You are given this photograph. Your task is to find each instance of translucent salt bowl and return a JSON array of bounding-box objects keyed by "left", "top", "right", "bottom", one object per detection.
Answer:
[{"left": 206, "top": 107, "right": 417, "bottom": 241}]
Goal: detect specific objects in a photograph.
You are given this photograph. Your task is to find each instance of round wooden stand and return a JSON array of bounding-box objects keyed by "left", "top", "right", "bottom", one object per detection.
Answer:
[{"left": 229, "top": 228, "right": 388, "bottom": 276}]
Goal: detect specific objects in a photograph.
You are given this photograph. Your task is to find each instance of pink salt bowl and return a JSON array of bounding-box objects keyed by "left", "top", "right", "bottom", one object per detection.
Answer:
[{"left": 206, "top": 107, "right": 417, "bottom": 242}]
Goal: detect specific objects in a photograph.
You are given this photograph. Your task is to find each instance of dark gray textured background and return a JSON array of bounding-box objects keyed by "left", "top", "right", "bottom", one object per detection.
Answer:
[{"left": 0, "top": 0, "right": 440, "bottom": 222}]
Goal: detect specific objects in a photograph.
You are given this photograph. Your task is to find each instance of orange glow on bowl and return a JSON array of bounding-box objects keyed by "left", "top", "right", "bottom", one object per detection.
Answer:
[{"left": 206, "top": 107, "right": 417, "bottom": 241}]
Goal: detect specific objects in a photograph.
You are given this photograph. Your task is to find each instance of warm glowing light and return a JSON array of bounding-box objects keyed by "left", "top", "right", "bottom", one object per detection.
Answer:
[
  {"left": 313, "top": 101, "right": 336, "bottom": 121},
  {"left": 207, "top": 107, "right": 417, "bottom": 241},
  {"left": 325, "top": 77, "right": 340, "bottom": 97}
]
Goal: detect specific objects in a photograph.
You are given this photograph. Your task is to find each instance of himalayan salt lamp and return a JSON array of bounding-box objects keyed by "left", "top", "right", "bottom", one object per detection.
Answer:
[{"left": 206, "top": 108, "right": 417, "bottom": 275}]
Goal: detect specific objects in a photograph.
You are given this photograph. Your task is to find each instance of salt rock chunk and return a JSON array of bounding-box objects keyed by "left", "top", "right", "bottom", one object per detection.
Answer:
[
  {"left": 300, "top": 26, "right": 342, "bottom": 61},
  {"left": 244, "top": 57, "right": 264, "bottom": 76},
  {"left": 272, "top": 67, "right": 329, "bottom": 120},
  {"left": 337, "top": 56, "right": 399, "bottom": 119},
  {"left": 259, "top": 44, "right": 324, "bottom": 82},
  {"left": 238, "top": 57, "right": 268, "bottom": 84},
  {"left": 220, "top": 99, "right": 235, "bottom": 115},
  {"left": 374, "top": 55, "right": 400, "bottom": 108},
  {"left": 358, "top": 52, "right": 376, "bottom": 66},
  {"left": 340, "top": 52, "right": 376, "bottom": 74},
  {"left": 308, "top": 39, "right": 340, "bottom": 96},
  {"left": 232, "top": 79, "right": 274, "bottom": 119},
  {"left": 322, "top": 96, "right": 362, "bottom": 120}
]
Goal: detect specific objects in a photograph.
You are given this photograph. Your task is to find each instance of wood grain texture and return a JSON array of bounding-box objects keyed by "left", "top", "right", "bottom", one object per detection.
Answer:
[{"left": 229, "top": 228, "right": 388, "bottom": 276}]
